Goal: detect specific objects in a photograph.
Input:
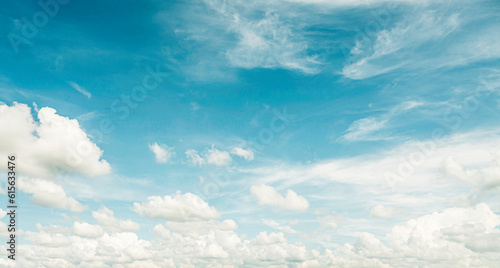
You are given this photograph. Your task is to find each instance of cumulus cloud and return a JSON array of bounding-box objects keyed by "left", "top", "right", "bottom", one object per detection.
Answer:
[
  {"left": 0, "top": 102, "right": 111, "bottom": 178},
  {"left": 231, "top": 147, "right": 255, "bottom": 160},
  {"left": 252, "top": 231, "right": 287, "bottom": 245},
  {"left": 19, "top": 177, "right": 86, "bottom": 212},
  {"left": 206, "top": 146, "right": 232, "bottom": 166},
  {"left": 133, "top": 191, "right": 221, "bottom": 221},
  {"left": 152, "top": 224, "right": 308, "bottom": 265},
  {"left": 23, "top": 228, "right": 160, "bottom": 267},
  {"left": 92, "top": 206, "right": 140, "bottom": 233},
  {"left": 312, "top": 203, "right": 500, "bottom": 267},
  {"left": 72, "top": 221, "right": 104, "bottom": 238},
  {"left": 163, "top": 219, "right": 238, "bottom": 238},
  {"left": 185, "top": 146, "right": 233, "bottom": 166},
  {"left": 386, "top": 203, "right": 500, "bottom": 259},
  {"left": 440, "top": 155, "right": 474, "bottom": 183},
  {"left": 5, "top": 202, "right": 500, "bottom": 267},
  {"left": 149, "top": 142, "right": 174, "bottom": 163},
  {"left": 440, "top": 152, "right": 500, "bottom": 188},
  {"left": 185, "top": 149, "right": 205, "bottom": 166},
  {"left": 250, "top": 184, "right": 309, "bottom": 212}
]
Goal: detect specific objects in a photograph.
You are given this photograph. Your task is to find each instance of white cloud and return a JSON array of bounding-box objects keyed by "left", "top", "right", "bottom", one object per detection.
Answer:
[
  {"left": 133, "top": 191, "right": 221, "bottom": 221},
  {"left": 388, "top": 203, "right": 500, "bottom": 256},
  {"left": 23, "top": 228, "right": 159, "bottom": 267},
  {"left": 339, "top": 101, "right": 422, "bottom": 141},
  {"left": 152, "top": 219, "right": 240, "bottom": 260},
  {"left": 149, "top": 142, "right": 174, "bottom": 163},
  {"left": 152, "top": 222, "right": 308, "bottom": 264},
  {"left": 318, "top": 215, "right": 340, "bottom": 228},
  {"left": 284, "top": 0, "right": 430, "bottom": 7},
  {"left": 243, "top": 127, "right": 500, "bottom": 221},
  {"left": 444, "top": 24, "right": 500, "bottom": 70},
  {"left": 231, "top": 147, "right": 255, "bottom": 160},
  {"left": 341, "top": 117, "right": 390, "bottom": 141},
  {"left": 171, "top": 0, "right": 320, "bottom": 76},
  {"left": 262, "top": 219, "right": 296, "bottom": 233},
  {"left": 343, "top": 10, "right": 460, "bottom": 79},
  {"left": 27, "top": 232, "right": 72, "bottom": 248},
  {"left": 311, "top": 203, "right": 500, "bottom": 267},
  {"left": 224, "top": 12, "right": 319, "bottom": 74},
  {"left": 163, "top": 219, "right": 237, "bottom": 237},
  {"left": 440, "top": 155, "right": 475, "bottom": 183},
  {"left": 68, "top": 81, "right": 92, "bottom": 98},
  {"left": 185, "top": 149, "right": 205, "bottom": 166},
  {"left": 370, "top": 204, "right": 402, "bottom": 218},
  {"left": 185, "top": 146, "right": 233, "bottom": 166},
  {"left": 206, "top": 146, "right": 232, "bottom": 166},
  {"left": 0, "top": 102, "right": 111, "bottom": 178},
  {"left": 92, "top": 206, "right": 140, "bottom": 233},
  {"left": 440, "top": 151, "right": 500, "bottom": 188},
  {"left": 72, "top": 221, "right": 104, "bottom": 238},
  {"left": 19, "top": 177, "right": 86, "bottom": 212},
  {"left": 340, "top": 7, "right": 500, "bottom": 80},
  {"left": 252, "top": 231, "right": 287, "bottom": 245},
  {"left": 8, "top": 201, "right": 500, "bottom": 267},
  {"left": 250, "top": 184, "right": 309, "bottom": 212}
]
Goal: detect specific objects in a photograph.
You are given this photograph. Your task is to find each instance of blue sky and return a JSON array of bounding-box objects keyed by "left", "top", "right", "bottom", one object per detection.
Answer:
[{"left": 1, "top": 0, "right": 500, "bottom": 267}]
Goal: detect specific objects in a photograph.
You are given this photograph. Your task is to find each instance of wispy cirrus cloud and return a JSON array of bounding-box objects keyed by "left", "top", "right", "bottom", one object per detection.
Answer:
[
  {"left": 244, "top": 128, "right": 500, "bottom": 198},
  {"left": 343, "top": 10, "right": 460, "bottom": 79},
  {"left": 283, "top": 0, "right": 431, "bottom": 7},
  {"left": 342, "top": 3, "right": 500, "bottom": 80},
  {"left": 160, "top": 0, "right": 321, "bottom": 80},
  {"left": 223, "top": 11, "right": 320, "bottom": 74},
  {"left": 339, "top": 101, "right": 423, "bottom": 142},
  {"left": 68, "top": 81, "right": 92, "bottom": 98},
  {"left": 162, "top": 0, "right": 498, "bottom": 82}
]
